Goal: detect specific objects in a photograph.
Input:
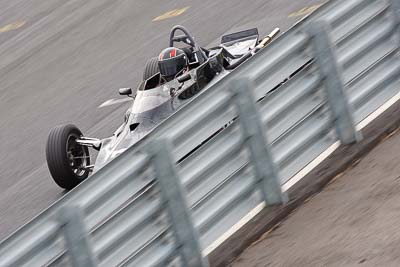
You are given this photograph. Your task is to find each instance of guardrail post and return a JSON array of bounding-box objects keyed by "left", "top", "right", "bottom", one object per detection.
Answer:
[
  {"left": 58, "top": 205, "right": 97, "bottom": 267},
  {"left": 307, "top": 21, "right": 362, "bottom": 144},
  {"left": 146, "top": 140, "right": 209, "bottom": 267},
  {"left": 230, "top": 78, "right": 287, "bottom": 205}
]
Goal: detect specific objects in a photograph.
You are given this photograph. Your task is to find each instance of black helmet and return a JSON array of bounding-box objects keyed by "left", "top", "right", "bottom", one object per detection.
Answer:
[{"left": 158, "top": 47, "right": 188, "bottom": 80}]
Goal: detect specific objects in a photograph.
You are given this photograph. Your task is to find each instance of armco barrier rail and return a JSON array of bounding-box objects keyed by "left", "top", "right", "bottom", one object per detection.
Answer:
[{"left": 1, "top": 0, "right": 400, "bottom": 266}]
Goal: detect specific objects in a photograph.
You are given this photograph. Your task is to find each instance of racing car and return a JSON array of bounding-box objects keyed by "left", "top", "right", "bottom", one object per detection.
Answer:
[{"left": 46, "top": 25, "right": 280, "bottom": 190}]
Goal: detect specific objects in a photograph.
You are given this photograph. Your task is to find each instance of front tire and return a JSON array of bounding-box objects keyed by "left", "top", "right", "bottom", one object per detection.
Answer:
[
  {"left": 46, "top": 124, "right": 90, "bottom": 190},
  {"left": 143, "top": 57, "right": 159, "bottom": 80}
]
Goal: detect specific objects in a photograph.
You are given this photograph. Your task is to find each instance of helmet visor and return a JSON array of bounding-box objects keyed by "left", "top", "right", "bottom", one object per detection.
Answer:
[{"left": 158, "top": 54, "right": 187, "bottom": 77}]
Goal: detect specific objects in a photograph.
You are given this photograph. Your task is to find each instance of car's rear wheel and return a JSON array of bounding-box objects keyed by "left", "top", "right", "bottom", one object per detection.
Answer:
[
  {"left": 46, "top": 124, "right": 90, "bottom": 190},
  {"left": 143, "top": 57, "right": 159, "bottom": 80}
]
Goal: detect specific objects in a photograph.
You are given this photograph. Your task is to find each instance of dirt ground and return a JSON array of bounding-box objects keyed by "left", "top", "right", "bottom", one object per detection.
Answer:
[{"left": 232, "top": 129, "right": 400, "bottom": 267}]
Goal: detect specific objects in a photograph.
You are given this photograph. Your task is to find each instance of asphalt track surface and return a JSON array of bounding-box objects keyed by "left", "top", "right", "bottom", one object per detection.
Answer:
[
  {"left": 233, "top": 129, "right": 400, "bottom": 267},
  {"left": 0, "top": 0, "right": 321, "bottom": 241}
]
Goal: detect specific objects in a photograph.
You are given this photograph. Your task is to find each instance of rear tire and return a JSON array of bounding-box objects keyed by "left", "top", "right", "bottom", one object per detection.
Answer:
[
  {"left": 46, "top": 124, "right": 90, "bottom": 190},
  {"left": 143, "top": 57, "right": 159, "bottom": 80}
]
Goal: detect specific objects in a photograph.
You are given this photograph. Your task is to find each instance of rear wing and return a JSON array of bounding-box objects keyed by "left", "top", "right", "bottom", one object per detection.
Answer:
[{"left": 221, "top": 28, "right": 259, "bottom": 45}]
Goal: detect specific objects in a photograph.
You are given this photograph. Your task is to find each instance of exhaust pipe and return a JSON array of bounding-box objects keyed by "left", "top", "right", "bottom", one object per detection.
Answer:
[{"left": 256, "top": 27, "right": 280, "bottom": 49}]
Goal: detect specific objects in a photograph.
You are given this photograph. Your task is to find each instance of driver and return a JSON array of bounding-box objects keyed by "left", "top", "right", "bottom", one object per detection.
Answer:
[{"left": 158, "top": 47, "right": 189, "bottom": 82}]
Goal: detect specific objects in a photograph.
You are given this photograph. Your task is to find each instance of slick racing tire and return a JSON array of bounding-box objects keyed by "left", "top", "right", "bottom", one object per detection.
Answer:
[
  {"left": 143, "top": 57, "right": 159, "bottom": 80},
  {"left": 46, "top": 124, "right": 90, "bottom": 190}
]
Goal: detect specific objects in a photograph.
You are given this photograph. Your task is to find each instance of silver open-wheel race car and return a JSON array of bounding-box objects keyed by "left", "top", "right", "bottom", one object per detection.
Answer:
[{"left": 45, "top": 25, "right": 280, "bottom": 190}]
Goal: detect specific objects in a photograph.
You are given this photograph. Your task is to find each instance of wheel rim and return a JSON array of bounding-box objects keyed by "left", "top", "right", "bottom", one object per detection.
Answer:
[{"left": 66, "top": 134, "right": 88, "bottom": 177}]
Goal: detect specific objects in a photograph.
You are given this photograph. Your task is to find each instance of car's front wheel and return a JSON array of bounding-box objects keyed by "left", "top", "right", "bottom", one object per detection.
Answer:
[{"left": 46, "top": 124, "right": 90, "bottom": 190}]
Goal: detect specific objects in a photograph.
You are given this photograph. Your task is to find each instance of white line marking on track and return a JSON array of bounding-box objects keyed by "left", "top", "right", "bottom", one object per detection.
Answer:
[
  {"left": 356, "top": 91, "right": 400, "bottom": 131},
  {"left": 282, "top": 141, "right": 341, "bottom": 192},
  {"left": 203, "top": 202, "right": 266, "bottom": 256},
  {"left": 203, "top": 91, "right": 400, "bottom": 254},
  {"left": 282, "top": 91, "right": 400, "bottom": 192}
]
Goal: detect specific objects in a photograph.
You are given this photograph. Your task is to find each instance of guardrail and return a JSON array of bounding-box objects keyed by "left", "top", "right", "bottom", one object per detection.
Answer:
[{"left": 1, "top": 0, "right": 400, "bottom": 266}]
